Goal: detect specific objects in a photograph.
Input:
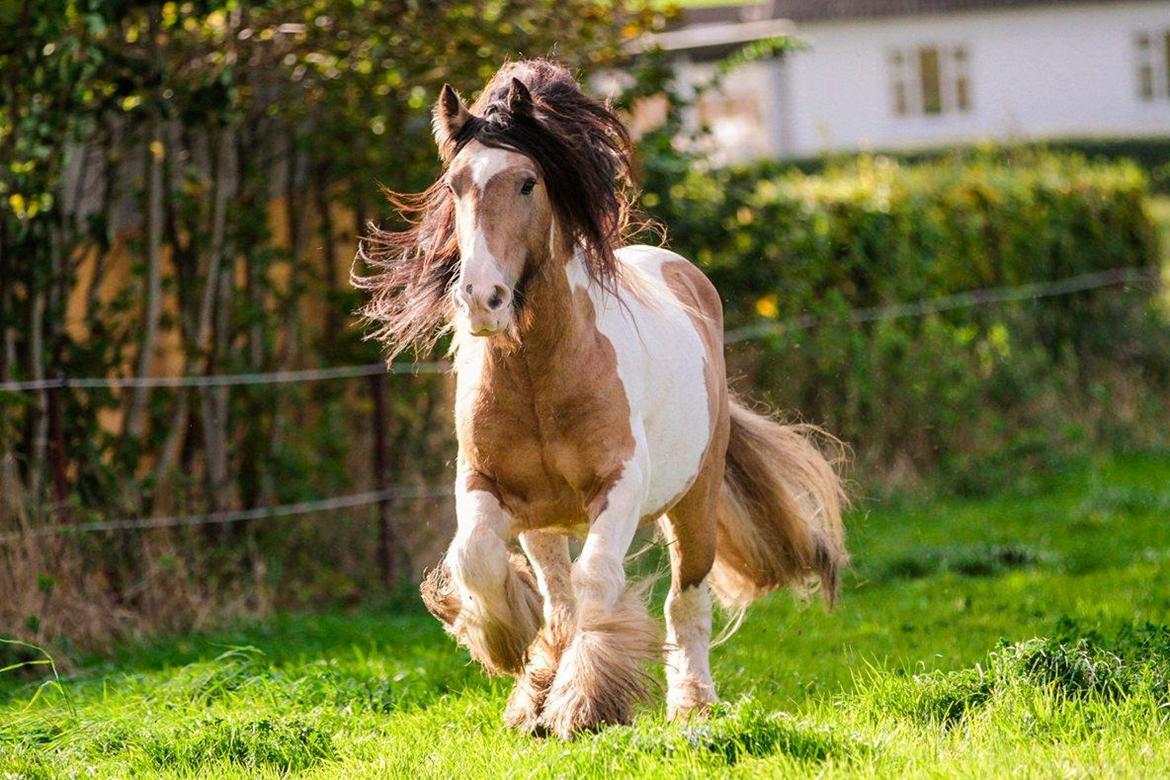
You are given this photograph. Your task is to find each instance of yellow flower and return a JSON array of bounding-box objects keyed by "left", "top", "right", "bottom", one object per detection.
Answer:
[
  {"left": 8, "top": 193, "right": 26, "bottom": 216},
  {"left": 755, "top": 294, "right": 779, "bottom": 320}
]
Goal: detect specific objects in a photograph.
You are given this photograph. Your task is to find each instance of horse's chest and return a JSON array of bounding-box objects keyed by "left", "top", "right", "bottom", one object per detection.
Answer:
[{"left": 461, "top": 382, "right": 634, "bottom": 528}]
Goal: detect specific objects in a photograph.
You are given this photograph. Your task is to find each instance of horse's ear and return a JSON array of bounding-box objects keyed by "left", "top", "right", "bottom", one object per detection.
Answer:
[
  {"left": 507, "top": 77, "right": 533, "bottom": 115},
  {"left": 433, "top": 83, "right": 471, "bottom": 161}
]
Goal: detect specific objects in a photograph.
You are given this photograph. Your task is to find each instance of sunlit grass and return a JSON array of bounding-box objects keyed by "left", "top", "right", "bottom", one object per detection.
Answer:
[{"left": 2, "top": 453, "right": 1169, "bottom": 777}]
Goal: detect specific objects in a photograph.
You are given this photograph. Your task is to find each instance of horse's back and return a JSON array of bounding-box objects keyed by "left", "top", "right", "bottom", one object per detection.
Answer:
[
  {"left": 616, "top": 245, "right": 722, "bottom": 322},
  {"left": 582, "top": 245, "right": 729, "bottom": 519}
]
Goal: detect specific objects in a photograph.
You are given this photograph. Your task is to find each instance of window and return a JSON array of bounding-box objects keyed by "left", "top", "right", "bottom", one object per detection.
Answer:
[
  {"left": 889, "top": 45, "right": 971, "bottom": 117},
  {"left": 1135, "top": 29, "right": 1170, "bottom": 101}
]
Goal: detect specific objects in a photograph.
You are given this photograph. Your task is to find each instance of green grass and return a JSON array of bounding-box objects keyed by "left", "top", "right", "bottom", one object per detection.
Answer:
[{"left": 3, "top": 453, "right": 1170, "bottom": 778}]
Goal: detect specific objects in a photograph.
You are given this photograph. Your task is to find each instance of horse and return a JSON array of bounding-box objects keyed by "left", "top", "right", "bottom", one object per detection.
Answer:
[{"left": 355, "top": 59, "right": 848, "bottom": 739}]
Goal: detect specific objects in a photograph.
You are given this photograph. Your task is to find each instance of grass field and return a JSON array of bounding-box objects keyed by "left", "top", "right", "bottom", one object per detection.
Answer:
[{"left": 3, "top": 453, "right": 1169, "bottom": 778}]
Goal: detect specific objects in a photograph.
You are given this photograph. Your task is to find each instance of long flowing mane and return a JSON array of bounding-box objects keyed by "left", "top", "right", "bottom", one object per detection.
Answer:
[{"left": 354, "top": 59, "right": 637, "bottom": 358}]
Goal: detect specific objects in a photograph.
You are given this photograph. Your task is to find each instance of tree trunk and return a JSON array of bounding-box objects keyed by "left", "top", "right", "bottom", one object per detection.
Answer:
[
  {"left": 124, "top": 119, "right": 166, "bottom": 440},
  {"left": 154, "top": 127, "right": 235, "bottom": 490},
  {"left": 198, "top": 126, "right": 236, "bottom": 514},
  {"left": 263, "top": 125, "right": 306, "bottom": 502},
  {"left": 278, "top": 125, "right": 305, "bottom": 368},
  {"left": 26, "top": 286, "right": 47, "bottom": 506},
  {"left": 314, "top": 159, "right": 340, "bottom": 351}
]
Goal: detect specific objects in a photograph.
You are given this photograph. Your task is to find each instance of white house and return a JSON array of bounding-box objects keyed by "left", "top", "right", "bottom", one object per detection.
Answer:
[{"left": 652, "top": 0, "right": 1170, "bottom": 161}]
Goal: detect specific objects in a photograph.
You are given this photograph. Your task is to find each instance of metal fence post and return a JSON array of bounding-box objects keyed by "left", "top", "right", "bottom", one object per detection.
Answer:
[
  {"left": 46, "top": 376, "right": 71, "bottom": 526},
  {"left": 368, "top": 371, "right": 399, "bottom": 588}
]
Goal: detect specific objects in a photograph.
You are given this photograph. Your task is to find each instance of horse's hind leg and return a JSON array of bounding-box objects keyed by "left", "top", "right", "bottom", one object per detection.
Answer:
[
  {"left": 504, "top": 530, "right": 574, "bottom": 733},
  {"left": 659, "top": 475, "right": 720, "bottom": 720}
]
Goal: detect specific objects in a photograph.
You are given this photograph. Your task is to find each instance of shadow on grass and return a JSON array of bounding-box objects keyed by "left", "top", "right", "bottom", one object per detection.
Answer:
[
  {"left": 0, "top": 598, "right": 479, "bottom": 710},
  {"left": 871, "top": 542, "right": 1053, "bottom": 583}
]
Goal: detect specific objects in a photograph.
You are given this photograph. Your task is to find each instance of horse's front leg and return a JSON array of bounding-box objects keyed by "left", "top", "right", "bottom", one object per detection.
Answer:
[
  {"left": 504, "top": 531, "right": 574, "bottom": 733},
  {"left": 420, "top": 471, "right": 541, "bottom": 675},
  {"left": 539, "top": 460, "right": 660, "bottom": 738}
]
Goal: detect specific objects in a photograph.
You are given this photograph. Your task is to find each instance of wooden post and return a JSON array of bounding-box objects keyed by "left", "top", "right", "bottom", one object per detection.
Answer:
[
  {"left": 368, "top": 372, "right": 399, "bottom": 588},
  {"left": 46, "top": 376, "right": 71, "bottom": 525}
]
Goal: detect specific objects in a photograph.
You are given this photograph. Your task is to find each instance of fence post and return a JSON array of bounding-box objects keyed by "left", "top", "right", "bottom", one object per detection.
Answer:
[
  {"left": 46, "top": 376, "right": 71, "bottom": 525},
  {"left": 368, "top": 371, "right": 400, "bottom": 588}
]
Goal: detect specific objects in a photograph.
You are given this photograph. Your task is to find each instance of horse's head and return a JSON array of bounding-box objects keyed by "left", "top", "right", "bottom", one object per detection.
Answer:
[
  {"left": 429, "top": 61, "right": 635, "bottom": 341},
  {"left": 356, "top": 60, "right": 636, "bottom": 357},
  {"left": 435, "top": 80, "right": 552, "bottom": 336}
]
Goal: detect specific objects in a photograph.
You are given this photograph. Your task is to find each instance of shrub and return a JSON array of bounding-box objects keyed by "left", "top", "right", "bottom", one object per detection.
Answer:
[
  {"left": 763, "top": 137, "right": 1170, "bottom": 194},
  {"left": 645, "top": 151, "right": 1169, "bottom": 493}
]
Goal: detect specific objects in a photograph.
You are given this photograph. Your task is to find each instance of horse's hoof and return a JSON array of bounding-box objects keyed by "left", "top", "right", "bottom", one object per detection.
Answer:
[
  {"left": 539, "top": 685, "right": 619, "bottom": 739},
  {"left": 504, "top": 673, "right": 554, "bottom": 736},
  {"left": 667, "top": 678, "right": 718, "bottom": 722},
  {"left": 504, "top": 704, "right": 549, "bottom": 737}
]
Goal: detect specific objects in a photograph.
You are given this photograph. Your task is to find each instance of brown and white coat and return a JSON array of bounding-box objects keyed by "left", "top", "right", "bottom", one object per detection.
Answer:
[{"left": 359, "top": 60, "right": 848, "bottom": 739}]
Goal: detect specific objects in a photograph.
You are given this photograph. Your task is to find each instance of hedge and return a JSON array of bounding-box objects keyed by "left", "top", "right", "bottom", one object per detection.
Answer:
[
  {"left": 648, "top": 151, "right": 1157, "bottom": 325},
  {"left": 746, "top": 136, "right": 1170, "bottom": 193},
  {"left": 644, "top": 152, "right": 1169, "bottom": 494}
]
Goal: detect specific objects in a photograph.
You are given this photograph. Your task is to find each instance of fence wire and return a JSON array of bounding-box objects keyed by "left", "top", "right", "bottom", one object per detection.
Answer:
[
  {"left": 723, "top": 266, "right": 1160, "bottom": 344},
  {"left": 0, "top": 264, "right": 1162, "bottom": 544},
  {"left": 0, "top": 266, "right": 1159, "bottom": 393},
  {"left": 0, "top": 360, "right": 449, "bottom": 393},
  {"left": 0, "top": 485, "right": 454, "bottom": 545}
]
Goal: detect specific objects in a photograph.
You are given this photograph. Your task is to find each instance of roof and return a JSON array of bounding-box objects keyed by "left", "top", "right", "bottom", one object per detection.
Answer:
[
  {"left": 682, "top": 0, "right": 1141, "bottom": 25},
  {"left": 629, "top": 16, "right": 796, "bottom": 53}
]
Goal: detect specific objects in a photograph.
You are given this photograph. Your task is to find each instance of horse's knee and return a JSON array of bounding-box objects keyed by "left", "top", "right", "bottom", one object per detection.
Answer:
[
  {"left": 438, "top": 525, "right": 542, "bottom": 676},
  {"left": 660, "top": 513, "right": 716, "bottom": 591},
  {"left": 571, "top": 551, "right": 625, "bottom": 609},
  {"left": 449, "top": 523, "right": 509, "bottom": 600}
]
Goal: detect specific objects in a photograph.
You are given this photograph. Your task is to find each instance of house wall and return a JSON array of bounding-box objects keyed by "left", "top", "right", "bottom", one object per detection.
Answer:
[
  {"left": 671, "top": 57, "right": 787, "bottom": 164},
  {"left": 753, "top": 1, "right": 1170, "bottom": 157}
]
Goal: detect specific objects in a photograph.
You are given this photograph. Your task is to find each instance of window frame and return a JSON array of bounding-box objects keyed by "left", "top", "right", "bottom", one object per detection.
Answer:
[
  {"left": 1135, "top": 28, "right": 1170, "bottom": 102},
  {"left": 888, "top": 43, "right": 973, "bottom": 118}
]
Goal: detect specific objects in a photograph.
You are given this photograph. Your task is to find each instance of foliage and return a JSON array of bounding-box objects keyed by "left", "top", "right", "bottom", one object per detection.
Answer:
[
  {"left": 643, "top": 151, "right": 1169, "bottom": 492},
  {"left": 0, "top": 0, "right": 663, "bottom": 651},
  {"left": 764, "top": 136, "right": 1170, "bottom": 194},
  {"left": 3, "top": 454, "right": 1170, "bottom": 776},
  {"left": 2, "top": 0, "right": 1168, "bottom": 656}
]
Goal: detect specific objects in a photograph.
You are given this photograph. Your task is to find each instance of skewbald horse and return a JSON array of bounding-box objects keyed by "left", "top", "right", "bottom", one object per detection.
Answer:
[{"left": 356, "top": 60, "right": 847, "bottom": 739}]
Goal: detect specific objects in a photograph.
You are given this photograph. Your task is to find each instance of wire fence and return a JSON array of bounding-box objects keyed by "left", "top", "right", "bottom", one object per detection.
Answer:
[
  {"left": 723, "top": 265, "right": 1160, "bottom": 344},
  {"left": 0, "top": 266, "right": 1159, "bottom": 394},
  {"left": 0, "top": 264, "right": 1161, "bottom": 545},
  {"left": 0, "top": 361, "right": 450, "bottom": 393},
  {"left": 0, "top": 485, "right": 454, "bottom": 545}
]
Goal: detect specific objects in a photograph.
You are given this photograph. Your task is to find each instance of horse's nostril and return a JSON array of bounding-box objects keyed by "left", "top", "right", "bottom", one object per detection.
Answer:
[
  {"left": 464, "top": 283, "right": 473, "bottom": 294},
  {"left": 486, "top": 285, "right": 509, "bottom": 311}
]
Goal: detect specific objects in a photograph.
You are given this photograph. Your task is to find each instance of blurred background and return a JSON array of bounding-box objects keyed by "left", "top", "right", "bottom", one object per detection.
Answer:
[{"left": 2, "top": 0, "right": 1168, "bottom": 655}]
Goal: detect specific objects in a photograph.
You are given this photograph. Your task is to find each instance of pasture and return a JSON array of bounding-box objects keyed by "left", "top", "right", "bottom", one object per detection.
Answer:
[{"left": 4, "top": 453, "right": 1168, "bottom": 778}]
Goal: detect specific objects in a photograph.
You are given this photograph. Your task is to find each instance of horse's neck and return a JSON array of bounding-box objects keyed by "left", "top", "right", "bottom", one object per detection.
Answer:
[{"left": 489, "top": 250, "right": 596, "bottom": 380}]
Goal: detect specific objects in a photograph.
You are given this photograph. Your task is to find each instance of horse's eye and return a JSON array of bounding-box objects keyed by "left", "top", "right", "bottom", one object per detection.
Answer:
[{"left": 520, "top": 177, "right": 536, "bottom": 196}]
